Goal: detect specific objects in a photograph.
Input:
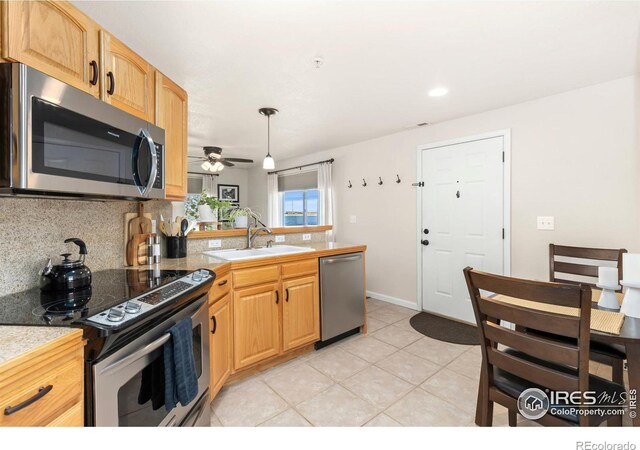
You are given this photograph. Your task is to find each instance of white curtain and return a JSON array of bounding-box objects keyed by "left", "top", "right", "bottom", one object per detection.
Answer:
[
  {"left": 267, "top": 173, "right": 281, "bottom": 227},
  {"left": 317, "top": 162, "right": 335, "bottom": 241},
  {"left": 202, "top": 174, "right": 216, "bottom": 196}
]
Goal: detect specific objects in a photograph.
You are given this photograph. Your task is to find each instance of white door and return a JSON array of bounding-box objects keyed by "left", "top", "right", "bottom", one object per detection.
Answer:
[{"left": 421, "top": 136, "right": 504, "bottom": 323}]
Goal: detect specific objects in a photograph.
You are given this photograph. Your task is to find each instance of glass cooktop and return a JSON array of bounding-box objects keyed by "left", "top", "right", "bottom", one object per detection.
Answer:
[{"left": 0, "top": 269, "right": 189, "bottom": 327}]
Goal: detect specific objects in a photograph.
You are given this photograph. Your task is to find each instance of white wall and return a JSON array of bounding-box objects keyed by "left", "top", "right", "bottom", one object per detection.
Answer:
[
  {"left": 215, "top": 168, "right": 249, "bottom": 208},
  {"left": 249, "top": 76, "right": 640, "bottom": 307}
]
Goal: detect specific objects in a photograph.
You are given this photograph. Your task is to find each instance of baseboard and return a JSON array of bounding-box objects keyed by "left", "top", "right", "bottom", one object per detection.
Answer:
[{"left": 366, "top": 290, "right": 420, "bottom": 311}]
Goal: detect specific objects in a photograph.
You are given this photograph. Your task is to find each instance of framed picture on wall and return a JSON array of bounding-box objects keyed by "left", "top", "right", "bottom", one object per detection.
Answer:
[{"left": 218, "top": 184, "right": 240, "bottom": 202}]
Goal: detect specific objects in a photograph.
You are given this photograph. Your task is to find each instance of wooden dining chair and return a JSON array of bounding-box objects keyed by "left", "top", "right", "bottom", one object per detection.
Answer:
[
  {"left": 464, "top": 267, "right": 626, "bottom": 427},
  {"left": 549, "top": 244, "right": 627, "bottom": 385}
]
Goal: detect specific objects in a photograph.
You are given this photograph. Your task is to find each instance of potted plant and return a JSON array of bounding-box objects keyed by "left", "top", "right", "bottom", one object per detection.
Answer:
[
  {"left": 229, "top": 207, "right": 259, "bottom": 229},
  {"left": 185, "top": 192, "right": 231, "bottom": 222}
]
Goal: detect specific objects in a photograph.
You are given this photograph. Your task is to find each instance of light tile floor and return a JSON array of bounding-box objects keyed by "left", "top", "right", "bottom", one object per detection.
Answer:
[{"left": 210, "top": 298, "right": 630, "bottom": 427}]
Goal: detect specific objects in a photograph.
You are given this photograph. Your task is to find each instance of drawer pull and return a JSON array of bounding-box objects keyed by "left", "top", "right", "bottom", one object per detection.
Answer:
[
  {"left": 211, "top": 315, "right": 217, "bottom": 335},
  {"left": 4, "top": 385, "right": 53, "bottom": 416},
  {"left": 218, "top": 279, "right": 228, "bottom": 287},
  {"left": 275, "top": 290, "right": 279, "bottom": 304},
  {"left": 107, "top": 71, "right": 115, "bottom": 95},
  {"left": 285, "top": 288, "right": 289, "bottom": 302},
  {"left": 89, "top": 60, "right": 98, "bottom": 86}
]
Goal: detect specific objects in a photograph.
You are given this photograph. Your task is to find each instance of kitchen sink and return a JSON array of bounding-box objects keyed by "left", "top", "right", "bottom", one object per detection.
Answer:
[{"left": 203, "top": 245, "right": 314, "bottom": 261}]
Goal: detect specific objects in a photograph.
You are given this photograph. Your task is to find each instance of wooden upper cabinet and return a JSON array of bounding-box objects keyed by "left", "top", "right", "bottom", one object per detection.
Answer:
[
  {"left": 3, "top": 0, "right": 100, "bottom": 97},
  {"left": 101, "top": 30, "right": 154, "bottom": 122},
  {"left": 233, "top": 283, "right": 281, "bottom": 370},
  {"left": 156, "top": 71, "right": 188, "bottom": 200},
  {"left": 282, "top": 275, "right": 320, "bottom": 351}
]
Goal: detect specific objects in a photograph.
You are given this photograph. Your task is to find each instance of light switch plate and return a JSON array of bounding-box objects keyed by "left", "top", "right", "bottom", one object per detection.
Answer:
[
  {"left": 537, "top": 216, "right": 554, "bottom": 230},
  {"left": 275, "top": 235, "right": 285, "bottom": 243},
  {"left": 208, "top": 239, "right": 222, "bottom": 248},
  {"left": 302, "top": 233, "right": 311, "bottom": 241},
  {"left": 349, "top": 215, "right": 357, "bottom": 224}
]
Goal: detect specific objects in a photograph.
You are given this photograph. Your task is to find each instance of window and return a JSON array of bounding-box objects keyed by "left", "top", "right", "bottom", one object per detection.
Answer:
[{"left": 282, "top": 189, "right": 318, "bottom": 226}]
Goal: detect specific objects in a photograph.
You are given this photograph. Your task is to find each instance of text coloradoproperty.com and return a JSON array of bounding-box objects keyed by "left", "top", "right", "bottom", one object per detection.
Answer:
[{"left": 576, "top": 443, "right": 636, "bottom": 450}]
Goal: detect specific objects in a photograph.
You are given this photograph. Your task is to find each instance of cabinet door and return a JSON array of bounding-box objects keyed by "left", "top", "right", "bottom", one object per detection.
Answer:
[
  {"left": 101, "top": 30, "right": 154, "bottom": 122},
  {"left": 282, "top": 275, "right": 320, "bottom": 351},
  {"left": 4, "top": 0, "right": 100, "bottom": 96},
  {"left": 209, "top": 293, "right": 232, "bottom": 400},
  {"left": 155, "top": 71, "right": 188, "bottom": 200},
  {"left": 233, "top": 283, "right": 281, "bottom": 370}
]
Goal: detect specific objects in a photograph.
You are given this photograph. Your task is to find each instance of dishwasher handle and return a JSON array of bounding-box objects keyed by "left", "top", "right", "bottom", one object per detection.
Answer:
[{"left": 321, "top": 254, "right": 362, "bottom": 264}]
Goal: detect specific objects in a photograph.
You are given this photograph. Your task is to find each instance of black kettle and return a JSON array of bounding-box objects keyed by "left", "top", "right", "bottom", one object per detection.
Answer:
[{"left": 40, "top": 238, "right": 92, "bottom": 292}]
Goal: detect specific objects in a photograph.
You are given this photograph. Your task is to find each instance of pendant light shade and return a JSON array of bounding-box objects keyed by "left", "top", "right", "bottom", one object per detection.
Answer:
[{"left": 259, "top": 107, "right": 278, "bottom": 170}]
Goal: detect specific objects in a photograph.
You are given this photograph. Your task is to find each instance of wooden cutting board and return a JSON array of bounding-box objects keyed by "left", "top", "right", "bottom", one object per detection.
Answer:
[
  {"left": 128, "top": 203, "right": 152, "bottom": 238},
  {"left": 123, "top": 208, "right": 153, "bottom": 265}
]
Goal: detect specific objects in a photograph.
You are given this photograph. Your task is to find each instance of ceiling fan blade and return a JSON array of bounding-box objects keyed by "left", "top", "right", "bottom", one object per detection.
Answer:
[
  {"left": 187, "top": 155, "right": 207, "bottom": 159},
  {"left": 224, "top": 158, "right": 254, "bottom": 163},
  {"left": 220, "top": 160, "right": 235, "bottom": 167}
]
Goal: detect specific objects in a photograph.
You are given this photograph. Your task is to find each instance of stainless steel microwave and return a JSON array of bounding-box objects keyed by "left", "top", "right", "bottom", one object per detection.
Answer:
[{"left": 0, "top": 63, "right": 165, "bottom": 200}]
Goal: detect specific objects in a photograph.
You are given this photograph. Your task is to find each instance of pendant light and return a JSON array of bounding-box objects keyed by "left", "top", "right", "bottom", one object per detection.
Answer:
[{"left": 259, "top": 107, "right": 278, "bottom": 170}]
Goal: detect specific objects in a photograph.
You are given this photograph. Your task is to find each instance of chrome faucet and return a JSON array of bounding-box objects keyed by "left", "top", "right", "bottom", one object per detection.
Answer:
[{"left": 246, "top": 215, "right": 272, "bottom": 249}]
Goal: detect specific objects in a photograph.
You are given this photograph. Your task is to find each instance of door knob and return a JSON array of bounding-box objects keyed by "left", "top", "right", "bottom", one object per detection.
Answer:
[
  {"left": 421, "top": 239, "right": 429, "bottom": 246},
  {"left": 423, "top": 228, "right": 429, "bottom": 235}
]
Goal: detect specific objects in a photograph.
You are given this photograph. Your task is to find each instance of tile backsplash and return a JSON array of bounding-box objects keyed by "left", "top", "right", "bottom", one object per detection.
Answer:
[{"left": 0, "top": 197, "right": 171, "bottom": 295}]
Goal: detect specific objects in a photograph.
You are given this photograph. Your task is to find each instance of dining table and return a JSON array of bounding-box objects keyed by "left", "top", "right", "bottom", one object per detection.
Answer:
[{"left": 475, "top": 288, "right": 640, "bottom": 426}]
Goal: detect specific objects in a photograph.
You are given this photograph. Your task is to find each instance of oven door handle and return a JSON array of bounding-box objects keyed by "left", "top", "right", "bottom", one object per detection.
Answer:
[{"left": 100, "top": 333, "right": 171, "bottom": 376}]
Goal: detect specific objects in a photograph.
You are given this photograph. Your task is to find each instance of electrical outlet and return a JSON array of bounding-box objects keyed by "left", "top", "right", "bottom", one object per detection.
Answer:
[
  {"left": 537, "top": 216, "right": 555, "bottom": 231},
  {"left": 275, "top": 235, "right": 285, "bottom": 243},
  {"left": 350, "top": 215, "right": 357, "bottom": 224},
  {"left": 302, "top": 233, "right": 311, "bottom": 241},
  {"left": 208, "top": 239, "right": 222, "bottom": 248}
]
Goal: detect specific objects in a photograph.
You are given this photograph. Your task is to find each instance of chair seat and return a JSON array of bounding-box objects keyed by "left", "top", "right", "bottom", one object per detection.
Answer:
[{"left": 494, "top": 349, "right": 626, "bottom": 425}]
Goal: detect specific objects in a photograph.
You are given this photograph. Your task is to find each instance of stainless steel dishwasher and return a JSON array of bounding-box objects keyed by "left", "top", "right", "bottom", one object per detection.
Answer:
[{"left": 317, "top": 252, "right": 365, "bottom": 348}]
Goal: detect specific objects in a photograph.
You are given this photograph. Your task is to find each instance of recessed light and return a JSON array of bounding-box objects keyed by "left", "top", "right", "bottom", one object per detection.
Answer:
[{"left": 428, "top": 87, "right": 448, "bottom": 97}]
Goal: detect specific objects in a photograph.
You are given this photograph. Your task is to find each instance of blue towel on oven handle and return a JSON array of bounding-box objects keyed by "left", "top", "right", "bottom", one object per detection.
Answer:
[{"left": 164, "top": 317, "right": 199, "bottom": 411}]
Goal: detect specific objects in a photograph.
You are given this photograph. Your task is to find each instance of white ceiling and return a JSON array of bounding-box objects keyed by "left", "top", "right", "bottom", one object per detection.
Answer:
[{"left": 74, "top": 1, "right": 640, "bottom": 167}]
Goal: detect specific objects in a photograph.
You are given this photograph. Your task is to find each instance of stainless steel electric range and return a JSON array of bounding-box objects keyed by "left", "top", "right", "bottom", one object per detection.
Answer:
[{"left": 0, "top": 268, "right": 215, "bottom": 427}]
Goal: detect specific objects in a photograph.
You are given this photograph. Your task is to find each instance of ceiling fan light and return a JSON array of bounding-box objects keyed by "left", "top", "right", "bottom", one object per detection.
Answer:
[
  {"left": 201, "top": 161, "right": 211, "bottom": 171},
  {"left": 263, "top": 155, "right": 275, "bottom": 170},
  {"left": 212, "top": 161, "right": 224, "bottom": 172}
]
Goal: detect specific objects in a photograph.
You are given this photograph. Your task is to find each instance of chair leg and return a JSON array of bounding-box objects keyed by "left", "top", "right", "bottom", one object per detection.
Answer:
[
  {"left": 475, "top": 372, "right": 494, "bottom": 426},
  {"left": 508, "top": 410, "right": 517, "bottom": 427},
  {"left": 612, "top": 359, "right": 624, "bottom": 386},
  {"left": 607, "top": 415, "right": 623, "bottom": 427}
]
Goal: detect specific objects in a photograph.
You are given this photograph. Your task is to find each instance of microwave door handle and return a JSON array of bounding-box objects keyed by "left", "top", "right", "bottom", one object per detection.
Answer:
[{"left": 138, "top": 129, "right": 158, "bottom": 197}]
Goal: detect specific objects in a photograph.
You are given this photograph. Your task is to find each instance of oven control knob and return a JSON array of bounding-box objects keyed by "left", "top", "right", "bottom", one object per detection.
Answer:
[
  {"left": 192, "top": 272, "right": 202, "bottom": 282},
  {"left": 124, "top": 301, "right": 141, "bottom": 315},
  {"left": 107, "top": 307, "right": 125, "bottom": 322}
]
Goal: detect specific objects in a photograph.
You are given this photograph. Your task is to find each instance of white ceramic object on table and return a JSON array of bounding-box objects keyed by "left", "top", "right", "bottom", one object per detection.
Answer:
[
  {"left": 621, "top": 280, "right": 640, "bottom": 318},
  {"left": 595, "top": 283, "right": 621, "bottom": 311},
  {"left": 234, "top": 215, "right": 248, "bottom": 228},
  {"left": 198, "top": 205, "right": 217, "bottom": 222},
  {"left": 623, "top": 253, "right": 640, "bottom": 282}
]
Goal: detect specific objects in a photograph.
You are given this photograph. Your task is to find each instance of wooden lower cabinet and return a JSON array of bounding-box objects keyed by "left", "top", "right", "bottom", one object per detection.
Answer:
[
  {"left": 209, "top": 292, "right": 231, "bottom": 400},
  {"left": 233, "top": 282, "right": 281, "bottom": 371},
  {"left": 0, "top": 330, "right": 84, "bottom": 427},
  {"left": 282, "top": 275, "right": 320, "bottom": 351}
]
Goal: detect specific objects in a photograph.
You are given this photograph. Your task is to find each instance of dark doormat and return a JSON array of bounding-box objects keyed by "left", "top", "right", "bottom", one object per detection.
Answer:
[{"left": 409, "top": 312, "right": 479, "bottom": 345}]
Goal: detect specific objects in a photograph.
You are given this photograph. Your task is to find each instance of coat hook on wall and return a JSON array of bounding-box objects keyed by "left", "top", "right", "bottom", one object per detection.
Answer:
[
  {"left": 362, "top": 178, "right": 367, "bottom": 187},
  {"left": 378, "top": 177, "right": 383, "bottom": 185},
  {"left": 347, "top": 180, "right": 352, "bottom": 188},
  {"left": 396, "top": 174, "right": 401, "bottom": 184}
]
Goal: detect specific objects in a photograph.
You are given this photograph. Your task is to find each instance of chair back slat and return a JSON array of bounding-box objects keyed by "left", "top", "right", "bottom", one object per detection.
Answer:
[
  {"left": 483, "top": 321, "right": 579, "bottom": 367},
  {"left": 479, "top": 297, "right": 580, "bottom": 337},
  {"left": 549, "top": 244, "right": 626, "bottom": 291},
  {"left": 487, "top": 348, "right": 580, "bottom": 393}
]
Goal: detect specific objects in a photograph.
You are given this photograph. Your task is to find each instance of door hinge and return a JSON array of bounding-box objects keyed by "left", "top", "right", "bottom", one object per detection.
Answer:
[
  {"left": 412, "top": 182, "right": 425, "bottom": 187},
  {"left": 502, "top": 228, "right": 505, "bottom": 239}
]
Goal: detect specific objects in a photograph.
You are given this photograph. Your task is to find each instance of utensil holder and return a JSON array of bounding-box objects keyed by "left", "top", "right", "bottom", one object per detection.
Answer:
[
  {"left": 596, "top": 283, "right": 621, "bottom": 311},
  {"left": 166, "top": 236, "right": 187, "bottom": 259}
]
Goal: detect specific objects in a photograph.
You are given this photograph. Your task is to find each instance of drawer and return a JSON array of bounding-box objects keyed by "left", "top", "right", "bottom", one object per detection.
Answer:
[
  {"left": 233, "top": 265, "right": 280, "bottom": 289},
  {"left": 209, "top": 272, "right": 231, "bottom": 303},
  {"left": 45, "top": 402, "right": 83, "bottom": 427},
  {"left": 0, "top": 356, "right": 83, "bottom": 427},
  {"left": 281, "top": 259, "right": 318, "bottom": 279}
]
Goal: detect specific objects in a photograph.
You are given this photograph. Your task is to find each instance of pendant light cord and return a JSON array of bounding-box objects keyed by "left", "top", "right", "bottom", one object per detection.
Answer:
[{"left": 267, "top": 114, "right": 271, "bottom": 157}]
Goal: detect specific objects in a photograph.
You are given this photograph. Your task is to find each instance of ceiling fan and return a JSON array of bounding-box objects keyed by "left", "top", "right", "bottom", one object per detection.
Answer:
[{"left": 188, "top": 146, "right": 254, "bottom": 173}]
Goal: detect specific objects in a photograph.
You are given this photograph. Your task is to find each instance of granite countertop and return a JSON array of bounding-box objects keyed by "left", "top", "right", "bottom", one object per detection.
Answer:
[
  {"left": 0, "top": 326, "right": 78, "bottom": 365},
  {"left": 136, "top": 241, "right": 366, "bottom": 272}
]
